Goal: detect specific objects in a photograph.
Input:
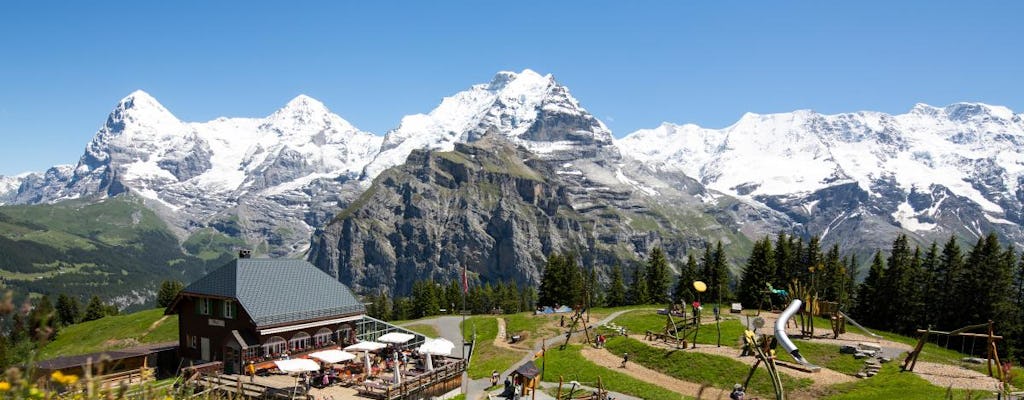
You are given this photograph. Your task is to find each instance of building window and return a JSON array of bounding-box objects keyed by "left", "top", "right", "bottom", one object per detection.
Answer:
[
  {"left": 223, "top": 300, "right": 236, "bottom": 319},
  {"left": 243, "top": 346, "right": 261, "bottom": 361},
  {"left": 289, "top": 332, "right": 311, "bottom": 351},
  {"left": 336, "top": 327, "right": 353, "bottom": 345},
  {"left": 263, "top": 336, "right": 287, "bottom": 357},
  {"left": 197, "top": 298, "right": 213, "bottom": 315},
  {"left": 314, "top": 328, "right": 333, "bottom": 347},
  {"left": 188, "top": 335, "right": 198, "bottom": 349}
]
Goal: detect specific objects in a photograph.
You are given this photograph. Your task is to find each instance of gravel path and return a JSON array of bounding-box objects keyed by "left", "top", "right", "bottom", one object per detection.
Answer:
[
  {"left": 581, "top": 346, "right": 732, "bottom": 399},
  {"left": 627, "top": 333, "right": 855, "bottom": 393},
  {"left": 911, "top": 361, "right": 1004, "bottom": 392}
]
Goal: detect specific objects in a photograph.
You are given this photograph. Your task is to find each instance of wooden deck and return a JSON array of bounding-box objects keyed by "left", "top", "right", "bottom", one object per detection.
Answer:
[{"left": 193, "top": 358, "right": 465, "bottom": 400}]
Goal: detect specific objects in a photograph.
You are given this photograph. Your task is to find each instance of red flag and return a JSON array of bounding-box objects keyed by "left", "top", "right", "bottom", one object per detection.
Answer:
[{"left": 461, "top": 266, "right": 469, "bottom": 294}]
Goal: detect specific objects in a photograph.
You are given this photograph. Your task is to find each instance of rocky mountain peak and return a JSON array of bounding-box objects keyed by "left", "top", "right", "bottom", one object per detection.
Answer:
[
  {"left": 943, "top": 102, "right": 1015, "bottom": 122},
  {"left": 363, "top": 69, "right": 613, "bottom": 180},
  {"left": 262, "top": 94, "right": 359, "bottom": 138},
  {"left": 107, "top": 90, "right": 182, "bottom": 131}
]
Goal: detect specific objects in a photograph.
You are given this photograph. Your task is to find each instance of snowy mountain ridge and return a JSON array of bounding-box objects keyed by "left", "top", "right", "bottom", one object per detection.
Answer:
[
  {"left": 4, "top": 90, "right": 382, "bottom": 254},
  {"left": 4, "top": 69, "right": 1024, "bottom": 261},
  {"left": 361, "top": 69, "right": 615, "bottom": 180},
  {"left": 617, "top": 102, "right": 1024, "bottom": 242}
]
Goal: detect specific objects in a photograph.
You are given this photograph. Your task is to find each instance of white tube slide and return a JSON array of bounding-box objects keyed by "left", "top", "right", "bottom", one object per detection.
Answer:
[{"left": 775, "top": 299, "right": 815, "bottom": 367}]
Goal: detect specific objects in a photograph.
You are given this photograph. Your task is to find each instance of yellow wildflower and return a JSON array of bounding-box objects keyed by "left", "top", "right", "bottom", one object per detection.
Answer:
[
  {"left": 50, "top": 371, "right": 79, "bottom": 385},
  {"left": 0, "top": 381, "right": 10, "bottom": 391}
]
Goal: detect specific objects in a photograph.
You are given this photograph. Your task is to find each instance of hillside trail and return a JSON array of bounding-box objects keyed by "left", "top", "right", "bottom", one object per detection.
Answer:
[
  {"left": 492, "top": 317, "right": 518, "bottom": 351},
  {"left": 631, "top": 333, "right": 855, "bottom": 388},
  {"left": 144, "top": 315, "right": 169, "bottom": 336},
  {"left": 582, "top": 346, "right": 734, "bottom": 399}
]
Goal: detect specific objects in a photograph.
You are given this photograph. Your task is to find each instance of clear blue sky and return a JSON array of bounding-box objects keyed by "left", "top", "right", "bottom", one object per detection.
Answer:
[{"left": 1, "top": 1, "right": 1021, "bottom": 176}]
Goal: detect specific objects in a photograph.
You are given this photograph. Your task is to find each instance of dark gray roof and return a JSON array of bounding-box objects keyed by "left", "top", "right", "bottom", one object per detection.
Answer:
[
  {"left": 36, "top": 342, "right": 177, "bottom": 371},
  {"left": 182, "top": 258, "right": 365, "bottom": 327}
]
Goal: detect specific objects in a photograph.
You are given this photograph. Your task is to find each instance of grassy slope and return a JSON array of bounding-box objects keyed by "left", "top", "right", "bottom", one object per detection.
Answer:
[
  {"left": 39, "top": 309, "right": 178, "bottom": 359},
  {"left": 403, "top": 323, "right": 440, "bottom": 338},
  {"left": 464, "top": 316, "right": 526, "bottom": 379},
  {"left": 824, "top": 363, "right": 986, "bottom": 400},
  {"left": 605, "top": 336, "right": 812, "bottom": 398},
  {"left": 543, "top": 345, "right": 688, "bottom": 400},
  {"left": 0, "top": 196, "right": 231, "bottom": 303}
]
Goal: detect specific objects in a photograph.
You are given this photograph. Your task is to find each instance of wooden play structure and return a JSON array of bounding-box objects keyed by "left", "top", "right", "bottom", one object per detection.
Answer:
[
  {"left": 555, "top": 376, "right": 609, "bottom": 400},
  {"left": 560, "top": 306, "right": 593, "bottom": 350},
  {"left": 644, "top": 303, "right": 698, "bottom": 348},
  {"left": 902, "top": 320, "right": 1005, "bottom": 381},
  {"left": 741, "top": 329, "right": 785, "bottom": 400}
]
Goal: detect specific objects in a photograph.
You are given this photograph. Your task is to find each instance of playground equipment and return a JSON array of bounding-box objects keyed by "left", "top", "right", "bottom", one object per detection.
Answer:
[
  {"left": 645, "top": 303, "right": 698, "bottom": 348},
  {"left": 741, "top": 329, "right": 785, "bottom": 400},
  {"left": 692, "top": 281, "right": 707, "bottom": 349},
  {"left": 775, "top": 299, "right": 820, "bottom": 372},
  {"left": 902, "top": 321, "right": 1004, "bottom": 381},
  {"left": 835, "top": 310, "right": 881, "bottom": 339},
  {"left": 555, "top": 376, "right": 609, "bottom": 400},
  {"left": 760, "top": 283, "right": 790, "bottom": 312},
  {"left": 560, "top": 306, "right": 593, "bottom": 350}
]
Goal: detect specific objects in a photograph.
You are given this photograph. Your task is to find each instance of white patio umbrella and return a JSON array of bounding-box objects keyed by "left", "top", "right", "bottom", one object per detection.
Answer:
[
  {"left": 418, "top": 338, "right": 455, "bottom": 371},
  {"left": 274, "top": 358, "right": 320, "bottom": 373},
  {"left": 274, "top": 359, "right": 320, "bottom": 398},
  {"left": 377, "top": 332, "right": 415, "bottom": 344},
  {"left": 345, "top": 341, "right": 387, "bottom": 374},
  {"left": 309, "top": 349, "right": 357, "bottom": 364}
]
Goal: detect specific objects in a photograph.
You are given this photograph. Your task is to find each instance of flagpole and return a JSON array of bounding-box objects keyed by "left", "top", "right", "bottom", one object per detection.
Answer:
[{"left": 462, "top": 264, "right": 467, "bottom": 349}]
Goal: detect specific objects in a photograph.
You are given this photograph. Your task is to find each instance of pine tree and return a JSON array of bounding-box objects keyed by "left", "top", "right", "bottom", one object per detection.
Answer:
[
  {"left": 83, "top": 295, "right": 107, "bottom": 322},
  {"left": 709, "top": 242, "right": 730, "bottom": 302},
  {"left": 962, "top": 234, "right": 1015, "bottom": 332},
  {"left": 646, "top": 248, "right": 671, "bottom": 304},
  {"left": 877, "top": 234, "right": 920, "bottom": 333},
  {"left": 919, "top": 242, "right": 940, "bottom": 325},
  {"left": 606, "top": 265, "right": 628, "bottom": 307},
  {"left": 820, "top": 244, "right": 843, "bottom": 302},
  {"left": 538, "top": 254, "right": 564, "bottom": 307},
  {"left": 673, "top": 254, "right": 700, "bottom": 305},
  {"left": 55, "top": 294, "right": 81, "bottom": 327},
  {"left": 629, "top": 262, "right": 649, "bottom": 305},
  {"left": 156, "top": 280, "right": 185, "bottom": 308},
  {"left": 801, "top": 236, "right": 823, "bottom": 288},
  {"left": 842, "top": 254, "right": 858, "bottom": 311},
  {"left": 773, "top": 233, "right": 796, "bottom": 289},
  {"left": 738, "top": 238, "right": 775, "bottom": 307},
  {"left": 853, "top": 251, "right": 885, "bottom": 328},
  {"left": 934, "top": 236, "right": 965, "bottom": 329}
]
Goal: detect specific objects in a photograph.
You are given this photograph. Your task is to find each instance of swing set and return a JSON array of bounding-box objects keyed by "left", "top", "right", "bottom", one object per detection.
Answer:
[{"left": 901, "top": 320, "right": 1005, "bottom": 381}]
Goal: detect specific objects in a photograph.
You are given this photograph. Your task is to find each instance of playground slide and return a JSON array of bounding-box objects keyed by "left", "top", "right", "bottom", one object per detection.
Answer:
[
  {"left": 835, "top": 310, "right": 882, "bottom": 339},
  {"left": 775, "top": 299, "right": 819, "bottom": 369}
]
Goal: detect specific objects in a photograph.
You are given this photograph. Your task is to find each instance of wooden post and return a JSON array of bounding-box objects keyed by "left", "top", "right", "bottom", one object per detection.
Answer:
[
  {"left": 556, "top": 376, "right": 563, "bottom": 399},
  {"left": 987, "top": 320, "right": 995, "bottom": 377}
]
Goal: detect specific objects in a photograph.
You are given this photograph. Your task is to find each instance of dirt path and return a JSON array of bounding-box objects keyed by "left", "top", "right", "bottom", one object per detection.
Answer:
[
  {"left": 493, "top": 317, "right": 518, "bottom": 351},
  {"left": 581, "top": 346, "right": 733, "bottom": 399},
  {"left": 626, "top": 334, "right": 855, "bottom": 392},
  {"left": 144, "top": 315, "right": 169, "bottom": 336},
  {"left": 911, "top": 361, "right": 1004, "bottom": 392}
]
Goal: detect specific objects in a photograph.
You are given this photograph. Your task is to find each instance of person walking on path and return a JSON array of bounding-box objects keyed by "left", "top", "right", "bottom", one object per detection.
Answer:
[
  {"left": 491, "top": 370, "right": 500, "bottom": 387},
  {"left": 246, "top": 361, "right": 256, "bottom": 382},
  {"left": 730, "top": 383, "right": 745, "bottom": 400},
  {"left": 620, "top": 352, "right": 629, "bottom": 368}
]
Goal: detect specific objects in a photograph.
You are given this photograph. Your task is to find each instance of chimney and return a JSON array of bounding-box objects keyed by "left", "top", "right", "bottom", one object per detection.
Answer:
[{"left": 238, "top": 249, "right": 252, "bottom": 259}]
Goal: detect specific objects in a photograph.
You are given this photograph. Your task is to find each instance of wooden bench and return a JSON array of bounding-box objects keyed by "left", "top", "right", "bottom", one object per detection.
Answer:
[{"left": 356, "top": 381, "right": 392, "bottom": 398}]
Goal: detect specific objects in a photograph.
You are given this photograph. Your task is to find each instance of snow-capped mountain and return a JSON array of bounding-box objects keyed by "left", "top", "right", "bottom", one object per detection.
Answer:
[
  {"left": 0, "top": 173, "right": 30, "bottom": 205},
  {"left": 618, "top": 103, "right": 1024, "bottom": 251},
  {"left": 6, "top": 90, "right": 382, "bottom": 255},
  {"left": 361, "top": 69, "right": 616, "bottom": 180}
]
